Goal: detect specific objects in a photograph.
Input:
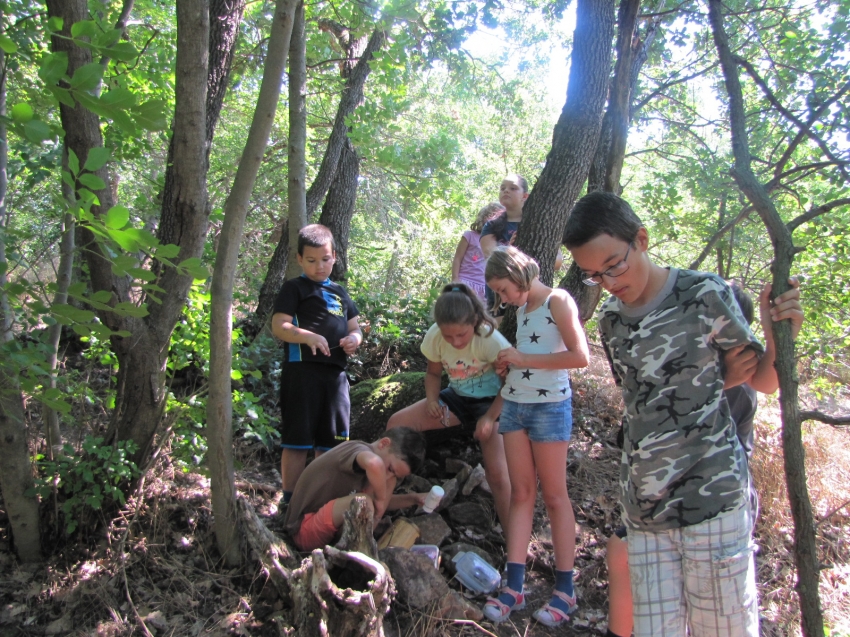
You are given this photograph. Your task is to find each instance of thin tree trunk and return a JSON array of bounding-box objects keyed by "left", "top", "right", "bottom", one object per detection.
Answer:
[
  {"left": 318, "top": 140, "right": 360, "bottom": 281},
  {"left": 0, "top": 30, "right": 41, "bottom": 562},
  {"left": 44, "top": 154, "right": 76, "bottom": 458},
  {"left": 285, "top": 1, "right": 307, "bottom": 282},
  {"left": 254, "top": 26, "right": 386, "bottom": 322},
  {"left": 709, "top": 2, "right": 823, "bottom": 635},
  {"left": 207, "top": 0, "right": 299, "bottom": 566}
]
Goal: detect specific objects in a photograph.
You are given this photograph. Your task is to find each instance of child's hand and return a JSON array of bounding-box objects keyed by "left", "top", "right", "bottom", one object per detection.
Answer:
[
  {"left": 496, "top": 347, "right": 524, "bottom": 371},
  {"left": 304, "top": 333, "right": 330, "bottom": 356},
  {"left": 339, "top": 334, "right": 360, "bottom": 355},
  {"left": 426, "top": 400, "right": 448, "bottom": 425},
  {"left": 475, "top": 415, "right": 496, "bottom": 441},
  {"left": 760, "top": 277, "right": 804, "bottom": 340},
  {"left": 723, "top": 344, "right": 758, "bottom": 388}
]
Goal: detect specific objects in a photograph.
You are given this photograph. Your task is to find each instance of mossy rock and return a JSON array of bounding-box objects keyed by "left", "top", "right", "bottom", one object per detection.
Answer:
[{"left": 350, "top": 372, "right": 451, "bottom": 442}]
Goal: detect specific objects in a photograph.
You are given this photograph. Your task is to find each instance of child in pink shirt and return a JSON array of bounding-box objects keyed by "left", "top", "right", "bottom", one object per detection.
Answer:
[{"left": 452, "top": 202, "right": 505, "bottom": 302}]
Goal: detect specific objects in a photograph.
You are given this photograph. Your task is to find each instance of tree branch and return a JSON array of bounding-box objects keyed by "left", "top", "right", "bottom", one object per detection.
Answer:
[
  {"left": 799, "top": 411, "right": 850, "bottom": 427},
  {"left": 787, "top": 198, "right": 850, "bottom": 232}
]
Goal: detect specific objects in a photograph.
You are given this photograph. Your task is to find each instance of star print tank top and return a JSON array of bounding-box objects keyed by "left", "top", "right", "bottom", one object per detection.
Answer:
[{"left": 501, "top": 293, "right": 571, "bottom": 403}]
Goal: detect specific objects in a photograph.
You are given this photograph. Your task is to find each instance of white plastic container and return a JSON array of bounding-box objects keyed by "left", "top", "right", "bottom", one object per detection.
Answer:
[
  {"left": 422, "top": 485, "right": 445, "bottom": 513},
  {"left": 452, "top": 551, "right": 500, "bottom": 595},
  {"left": 410, "top": 544, "right": 440, "bottom": 568}
]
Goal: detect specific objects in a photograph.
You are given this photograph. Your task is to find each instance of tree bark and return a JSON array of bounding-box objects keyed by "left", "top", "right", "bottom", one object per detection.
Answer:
[
  {"left": 501, "top": 0, "right": 613, "bottom": 340},
  {"left": 708, "top": 2, "right": 823, "bottom": 635},
  {"left": 318, "top": 139, "right": 360, "bottom": 281},
  {"left": 254, "top": 25, "right": 386, "bottom": 322},
  {"left": 285, "top": 1, "right": 307, "bottom": 282},
  {"left": 0, "top": 26, "right": 41, "bottom": 562},
  {"left": 207, "top": 0, "right": 299, "bottom": 566}
]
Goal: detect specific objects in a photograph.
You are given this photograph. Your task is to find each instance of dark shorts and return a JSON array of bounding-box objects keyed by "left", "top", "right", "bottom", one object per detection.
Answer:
[
  {"left": 278, "top": 362, "right": 350, "bottom": 451},
  {"left": 439, "top": 387, "right": 496, "bottom": 432},
  {"left": 614, "top": 525, "right": 627, "bottom": 540}
]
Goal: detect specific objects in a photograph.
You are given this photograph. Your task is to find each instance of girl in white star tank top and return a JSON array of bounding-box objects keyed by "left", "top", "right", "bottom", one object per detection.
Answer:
[{"left": 481, "top": 246, "right": 589, "bottom": 627}]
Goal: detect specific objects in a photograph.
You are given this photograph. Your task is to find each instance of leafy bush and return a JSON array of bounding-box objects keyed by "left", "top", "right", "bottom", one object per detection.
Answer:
[{"left": 30, "top": 437, "right": 140, "bottom": 534}]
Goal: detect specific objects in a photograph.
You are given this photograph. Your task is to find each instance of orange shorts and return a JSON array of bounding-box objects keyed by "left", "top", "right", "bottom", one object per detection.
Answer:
[{"left": 293, "top": 500, "right": 339, "bottom": 551}]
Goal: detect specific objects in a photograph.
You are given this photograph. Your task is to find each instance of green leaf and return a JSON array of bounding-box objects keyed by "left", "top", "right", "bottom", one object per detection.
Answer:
[
  {"left": 78, "top": 173, "right": 106, "bottom": 191},
  {"left": 52, "top": 304, "right": 95, "bottom": 323},
  {"left": 70, "top": 20, "right": 99, "bottom": 39},
  {"left": 110, "top": 255, "right": 138, "bottom": 275},
  {"left": 91, "top": 290, "right": 113, "bottom": 304},
  {"left": 106, "top": 228, "right": 139, "bottom": 252},
  {"left": 68, "top": 149, "right": 80, "bottom": 177},
  {"left": 231, "top": 369, "right": 243, "bottom": 380},
  {"left": 74, "top": 91, "right": 111, "bottom": 119},
  {"left": 110, "top": 108, "right": 137, "bottom": 135},
  {"left": 83, "top": 147, "right": 111, "bottom": 172},
  {"left": 39, "top": 52, "right": 69, "bottom": 84},
  {"left": 128, "top": 267, "right": 156, "bottom": 282},
  {"left": 62, "top": 170, "right": 76, "bottom": 189},
  {"left": 123, "top": 228, "right": 158, "bottom": 249},
  {"left": 104, "top": 205, "right": 129, "bottom": 229},
  {"left": 0, "top": 35, "right": 18, "bottom": 54},
  {"left": 50, "top": 86, "right": 76, "bottom": 107},
  {"left": 69, "top": 63, "right": 104, "bottom": 91},
  {"left": 10, "top": 103, "right": 33, "bottom": 123},
  {"left": 112, "top": 302, "right": 149, "bottom": 318},
  {"left": 134, "top": 99, "right": 168, "bottom": 131},
  {"left": 100, "top": 87, "right": 135, "bottom": 109},
  {"left": 106, "top": 41, "right": 138, "bottom": 63},
  {"left": 156, "top": 244, "right": 181, "bottom": 259},
  {"left": 23, "top": 120, "right": 52, "bottom": 144},
  {"left": 47, "top": 17, "right": 64, "bottom": 33}
]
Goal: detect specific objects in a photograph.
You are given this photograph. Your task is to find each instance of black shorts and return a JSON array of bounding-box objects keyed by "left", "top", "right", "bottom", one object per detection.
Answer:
[
  {"left": 278, "top": 362, "right": 350, "bottom": 451},
  {"left": 613, "top": 525, "right": 627, "bottom": 539},
  {"left": 439, "top": 387, "right": 496, "bottom": 432}
]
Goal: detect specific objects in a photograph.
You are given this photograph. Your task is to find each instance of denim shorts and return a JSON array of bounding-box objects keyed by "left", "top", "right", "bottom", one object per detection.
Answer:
[{"left": 498, "top": 398, "right": 573, "bottom": 442}]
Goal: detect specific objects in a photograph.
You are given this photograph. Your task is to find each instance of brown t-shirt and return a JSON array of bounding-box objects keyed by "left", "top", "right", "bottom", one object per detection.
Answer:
[{"left": 283, "top": 441, "right": 372, "bottom": 536}]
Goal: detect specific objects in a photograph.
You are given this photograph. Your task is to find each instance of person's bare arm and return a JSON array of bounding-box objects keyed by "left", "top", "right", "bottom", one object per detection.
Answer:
[
  {"left": 747, "top": 278, "right": 804, "bottom": 394},
  {"left": 480, "top": 234, "right": 498, "bottom": 258},
  {"left": 452, "top": 236, "right": 469, "bottom": 282},
  {"left": 387, "top": 493, "right": 427, "bottom": 510},
  {"left": 271, "top": 312, "right": 329, "bottom": 356},
  {"left": 424, "top": 360, "right": 445, "bottom": 421},
  {"left": 340, "top": 316, "right": 363, "bottom": 355},
  {"left": 357, "top": 450, "right": 392, "bottom": 519}
]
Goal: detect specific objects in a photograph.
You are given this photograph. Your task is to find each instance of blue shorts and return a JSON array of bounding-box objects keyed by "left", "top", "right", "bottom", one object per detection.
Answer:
[{"left": 498, "top": 398, "right": 573, "bottom": 442}]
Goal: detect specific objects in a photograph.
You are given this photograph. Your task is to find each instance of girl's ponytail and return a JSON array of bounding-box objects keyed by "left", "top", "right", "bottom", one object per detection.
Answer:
[{"left": 433, "top": 283, "right": 497, "bottom": 336}]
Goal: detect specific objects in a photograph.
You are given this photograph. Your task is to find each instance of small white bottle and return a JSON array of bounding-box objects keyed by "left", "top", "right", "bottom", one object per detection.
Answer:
[{"left": 422, "top": 485, "right": 445, "bottom": 513}]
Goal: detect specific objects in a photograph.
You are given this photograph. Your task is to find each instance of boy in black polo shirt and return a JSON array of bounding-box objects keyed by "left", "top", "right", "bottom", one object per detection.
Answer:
[{"left": 272, "top": 224, "right": 362, "bottom": 505}]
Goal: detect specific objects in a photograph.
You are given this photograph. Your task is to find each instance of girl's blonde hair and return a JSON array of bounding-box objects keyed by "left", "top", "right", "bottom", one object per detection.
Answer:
[
  {"left": 485, "top": 246, "right": 539, "bottom": 293},
  {"left": 471, "top": 202, "right": 505, "bottom": 233},
  {"left": 433, "top": 283, "right": 496, "bottom": 336}
]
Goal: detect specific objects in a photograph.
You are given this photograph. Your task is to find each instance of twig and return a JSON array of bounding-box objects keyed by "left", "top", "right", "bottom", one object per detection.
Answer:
[
  {"left": 816, "top": 499, "right": 850, "bottom": 528},
  {"left": 450, "top": 619, "right": 500, "bottom": 637},
  {"left": 799, "top": 410, "right": 850, "bottom": 427}
]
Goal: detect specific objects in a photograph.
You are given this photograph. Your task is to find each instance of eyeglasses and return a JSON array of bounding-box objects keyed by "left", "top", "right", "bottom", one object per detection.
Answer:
[{"left": 581, "top": 244, "right": 632, "bottom": 286}]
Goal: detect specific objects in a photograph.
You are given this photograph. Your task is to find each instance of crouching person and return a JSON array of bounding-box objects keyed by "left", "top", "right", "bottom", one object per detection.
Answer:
[{"left": 283, "top": 427, "right": 428, "bottom": 551}]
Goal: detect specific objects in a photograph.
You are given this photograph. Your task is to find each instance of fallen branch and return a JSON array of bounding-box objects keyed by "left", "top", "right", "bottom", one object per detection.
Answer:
[
  {"left": 236, "top": 495, "right": 298, "bottom": 600},
  {"left": 799, "top": 410, "right": 850, "bottom": 426}
]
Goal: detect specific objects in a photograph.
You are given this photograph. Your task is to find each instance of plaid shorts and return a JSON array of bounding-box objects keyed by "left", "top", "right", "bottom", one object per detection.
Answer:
[{"left": 627, "top": 500, "right": 759, "bottom": 637}]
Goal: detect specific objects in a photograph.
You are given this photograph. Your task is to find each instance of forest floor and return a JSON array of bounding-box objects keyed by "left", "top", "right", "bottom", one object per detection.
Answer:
[{"left": 1, "top": 345, "right": 850, "bottom": 636}]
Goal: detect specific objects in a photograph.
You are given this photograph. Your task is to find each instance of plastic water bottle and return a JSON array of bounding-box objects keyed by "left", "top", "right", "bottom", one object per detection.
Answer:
[
  {"left": 422, "top": 485, "right": 445, "bottom": 513},
  {"left": 452, "top": 551, "right": 500, "bottom": 595}
]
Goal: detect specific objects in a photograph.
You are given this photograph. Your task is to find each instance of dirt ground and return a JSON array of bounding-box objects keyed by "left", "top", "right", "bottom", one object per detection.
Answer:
[{"left": 1, "top": 349, "right": 849, "bottom": 636}]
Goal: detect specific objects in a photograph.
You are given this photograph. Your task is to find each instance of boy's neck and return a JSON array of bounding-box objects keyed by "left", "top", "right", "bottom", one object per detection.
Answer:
[
  {"left": 505, "top": 208, "right": 523, "bottom": 221},
  {"left": 625, "top": 262, "right": 670, "bottom": 308}
]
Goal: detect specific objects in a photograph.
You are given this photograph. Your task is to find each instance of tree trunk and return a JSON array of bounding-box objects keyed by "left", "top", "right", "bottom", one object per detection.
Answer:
[
  {"left": 47, "top": 0, "right": 243, "bottom": 465},
  {"left": 254, "top": 26, "right": 386, "bottom": 321},
  {"left": 207, "top": 0, "right": 299, "bottom": 566},
  {"left": 0, "top": 28, "right": 41, "bottom": 562},
  {"left": 500, "top": 0, "right": 613, "bottom": 341},
  {"left": 285, "top": 1, "right": 307, "bottom": 282},
  {"left": 318, "top": 139, "right": 360, "bottom": 281},
  {"left": 708, "top": 2, "right": 823, "bottom": 635}
]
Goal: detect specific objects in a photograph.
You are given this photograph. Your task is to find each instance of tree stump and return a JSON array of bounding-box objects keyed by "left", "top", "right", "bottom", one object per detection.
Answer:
[
  {"left": 290, "top": 546, "right": 394, "bottom": 637},
  {"left": 336, "top": 495, "right": 379, "bottom": 559}
]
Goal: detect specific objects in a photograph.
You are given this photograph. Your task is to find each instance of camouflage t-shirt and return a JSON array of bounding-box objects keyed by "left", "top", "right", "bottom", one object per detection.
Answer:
[{"left": 599, "top": 268, "right": 763, "bottom": 531}]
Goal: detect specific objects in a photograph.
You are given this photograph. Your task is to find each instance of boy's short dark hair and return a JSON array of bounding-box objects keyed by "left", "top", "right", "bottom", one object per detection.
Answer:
[
  {"left": 382, "top": 427, "right": 426, "bottom": 474},
  {"left": 729, "top": 281, "right": 754, "bottom": 325},
  {"left": 563, "top": 191, "right": 644, "bottom": 248},
  {"left": 298, "top": 224, "right": 335, "bottom": 255}
]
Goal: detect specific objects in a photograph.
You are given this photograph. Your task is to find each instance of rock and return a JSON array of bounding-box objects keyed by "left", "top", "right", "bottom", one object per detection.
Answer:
[
  {"left": 45, "top": 616, "right": 73, "bottom": 635},
  {"left": 402, "top": 474, "right": 433, "bottom": 493},
  {"left": 435, "top": 590, "right": 484, "bottom": 621},
  {"left": 419, "top": 459, "right": 441, "bottom": 479},
  {"left": 447, "top": 502, "right": 492, "bottom": 533},
  {"left": 462, "top": 464, "right": 486, "bottom": 496},
  {"left": 379, "top": 547, "right": 449, "bottom": 608},
  {"left": 453, "top": 463, "right": 473, "bottom": 487},
  {"left": 413, "top": 513, "right": 452, "bottom": 546},
  {"left": 437, "top": 477, "right": 460, "bottom": 510},
  {"left": 445, "top": 458, "right": 471, "bottom": 474},
  {"left": 441, "top": 542, "right": 498, "bottom": 573}
]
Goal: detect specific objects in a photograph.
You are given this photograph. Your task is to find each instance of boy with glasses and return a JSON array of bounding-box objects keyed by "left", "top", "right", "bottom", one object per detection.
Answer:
[{"left": 564, "top": 191, "right": 801, "bottom": 637}]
